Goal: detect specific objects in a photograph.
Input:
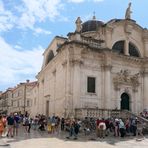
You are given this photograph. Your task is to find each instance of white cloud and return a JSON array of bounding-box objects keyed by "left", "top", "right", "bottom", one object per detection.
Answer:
[
  {"left": 67, "top": 0, "right": 85, "bottom": 3},
  {"left": 93, "top": 0, "right": 104, "bottom": 2},
  {"left": 18, "top": 0, "right": 64, "bottom": 29},
  {"left": 0, "top": 1, "right": 17, "bottom": 32},
  {"left": 33, "top": 27, "right": 51, "bottom": 35},
  {"left": 14, "top": 45, "right": 23, "bottom": 50},
  {"left": 0, "top": 0, "right": 64, "bottom": 33},
  {"left": 67, "top": 0, "right": 104, "bottom": 3},
  {"left": 0, "top": 36, "right": 44, "bottom": 90}
]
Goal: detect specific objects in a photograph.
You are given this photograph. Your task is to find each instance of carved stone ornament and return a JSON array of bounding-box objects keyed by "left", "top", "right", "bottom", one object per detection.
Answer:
[
  {"left": 91, "top": 28, "right": 105, "bottom": 41},
  {"left": 113, "top": 70, "right": 140, "bottom": 91},
  {"left": 125, "top": 2, "right": 132, "bottom": 19}
]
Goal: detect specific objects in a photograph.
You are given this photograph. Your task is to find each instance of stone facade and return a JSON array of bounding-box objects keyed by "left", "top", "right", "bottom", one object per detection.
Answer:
[
  {"left": 37, "top": 14, "right": 148, "bottom": 117},
  {"left": 0, "top": 80, "right": 37, "bottom": 115}
]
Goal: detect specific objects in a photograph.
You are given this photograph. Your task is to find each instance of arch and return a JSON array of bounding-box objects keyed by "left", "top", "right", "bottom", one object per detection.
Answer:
[
  {"left": 120, "top": 93, "right": 130, "bottom": 110},
  {"left": 129, "top": 42, "right": 140, "bottom": 57},
  {"left": 112, "top": 40, "right": 124, "bottom": 54},
  {"left": 112, "top": 40, "right": 141, "bottom": 57},
  {"left": 45, "top": 50, "right": 54, "bottom": 66}
]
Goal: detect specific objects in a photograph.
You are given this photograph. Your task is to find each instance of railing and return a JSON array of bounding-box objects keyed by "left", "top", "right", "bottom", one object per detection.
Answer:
[
  {"left": 75, "top": 108, "right": 121, "bottom": 119},
  {"left": 75, "top": 108, "right": 148, "bottom": 125},
  {"left": 81, "top": 36, "right": 105, "bottom": 49},
  {"left": 122, "top": 110, "right": 148, "bottom": 124}
]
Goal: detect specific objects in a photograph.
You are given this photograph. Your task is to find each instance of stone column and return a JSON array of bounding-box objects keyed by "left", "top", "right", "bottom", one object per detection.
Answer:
[
  {"left": 143, "top": 29, "right": 148, "bottom": 57},
  {"left": 105, "top": 27, "right": 113, "bottom": 48},
  {"left": 102, "top": 65, "right": 112, "bottom": 109},
  {"left": 65, "top": 49, "right": 73, "bottom": 117},
  {"left": 143, "top": 70, "right": 148, "bottom": 109},
  {"left": 114, "top": 85, "right": 121, "bottom": 110},
  {"left": 52, "top": 69, "right": 56, "bottom": 115},
  {"left": 131, "top": 90, "right": 137, "bottom": 113},
  {"left": 124, "top": 40, "right": 129, "bottom": 55}
]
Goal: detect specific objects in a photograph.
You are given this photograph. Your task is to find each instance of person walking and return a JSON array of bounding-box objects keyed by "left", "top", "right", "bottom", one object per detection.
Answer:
[{"left": 136, "top": 120, "right": 145, "bottom": 140}]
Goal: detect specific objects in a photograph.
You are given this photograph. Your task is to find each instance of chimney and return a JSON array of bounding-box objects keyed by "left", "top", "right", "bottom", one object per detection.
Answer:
[{"left": 26, "top": 79, "right": 30, "bottom": 83}]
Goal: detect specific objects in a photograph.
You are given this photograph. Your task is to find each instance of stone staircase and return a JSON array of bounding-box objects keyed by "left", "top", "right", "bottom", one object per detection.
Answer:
[{"left": 111, "top": 109, "right": 148, "bottom": 134}]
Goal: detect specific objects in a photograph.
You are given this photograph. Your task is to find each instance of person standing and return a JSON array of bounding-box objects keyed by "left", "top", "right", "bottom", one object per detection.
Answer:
[
  {"left": 98, "top": 119, "right": 106, "bottom": 138},
  {"left": 131, "top": 118, "right": 137, "bottom": 136},
  {"left": 13, "top": 113, "right": 20, "bottom": 136},
  {"left": 119, "top": 119, "right": 126, "bottom": 137},
  {"left": 7, "top": 113, "right": 14, "bottom": 137},
  {"left": 61, "top": 118, "right": 65, "bottom": 131},
  {"left": 0, "top": 115, "right": 4, "bottom": 137},
  {"left": 114, "top": 119, "right": 119, "bottom": 137}
]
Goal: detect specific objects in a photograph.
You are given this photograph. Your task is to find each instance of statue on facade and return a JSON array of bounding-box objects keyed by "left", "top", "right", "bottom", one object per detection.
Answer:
[
  {"left": 125, "top": 2, "right": 132, "bottom": 19},
  {"left": 75, "top": 17, "right": 82, "bottom": 33}
]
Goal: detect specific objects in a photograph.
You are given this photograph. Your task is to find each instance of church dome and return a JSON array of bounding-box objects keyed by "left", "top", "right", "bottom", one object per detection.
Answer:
[{"left": 81, "top": 20, "right": 104, "bottom": 33}]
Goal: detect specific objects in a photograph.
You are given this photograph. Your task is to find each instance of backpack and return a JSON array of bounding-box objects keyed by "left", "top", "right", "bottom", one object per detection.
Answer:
[{"left": 25, "top": 118, "right": 29, "bottom": 125}]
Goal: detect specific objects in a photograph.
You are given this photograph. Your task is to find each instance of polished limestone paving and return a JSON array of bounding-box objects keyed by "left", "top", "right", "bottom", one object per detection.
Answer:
[{"left": 0, "top": 127, "right": 148, "bottom": 148}]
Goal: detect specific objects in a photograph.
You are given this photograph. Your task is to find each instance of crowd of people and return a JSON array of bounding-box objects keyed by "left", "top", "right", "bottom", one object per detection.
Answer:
[{"left": 0, "top": 112, "right": 147, "bottom": 141}]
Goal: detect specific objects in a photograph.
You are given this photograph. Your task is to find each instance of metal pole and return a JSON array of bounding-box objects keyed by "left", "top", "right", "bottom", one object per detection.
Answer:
[{"left": 24, "top": 84, "right": 26, "bottom": 114}]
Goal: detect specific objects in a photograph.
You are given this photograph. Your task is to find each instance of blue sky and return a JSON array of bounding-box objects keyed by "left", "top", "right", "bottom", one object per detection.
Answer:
[{"left": 0, "top": 0, "right": 148, "bottom": 91}]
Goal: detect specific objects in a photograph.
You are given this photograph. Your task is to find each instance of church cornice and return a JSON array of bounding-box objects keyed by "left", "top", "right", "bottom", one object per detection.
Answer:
[{"left": 112, "top": 52, "right": 144, "bottom": 65}]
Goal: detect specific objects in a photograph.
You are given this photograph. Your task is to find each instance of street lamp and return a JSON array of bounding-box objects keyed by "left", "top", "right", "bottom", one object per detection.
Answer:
[{"left": 24, "top": 83, "right": 26, "bottom": 114}]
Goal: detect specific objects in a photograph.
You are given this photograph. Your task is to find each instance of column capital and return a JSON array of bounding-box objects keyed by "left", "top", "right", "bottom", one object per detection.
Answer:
[{"left": 101, "top": 64, "right": 112, "bottom": 71}]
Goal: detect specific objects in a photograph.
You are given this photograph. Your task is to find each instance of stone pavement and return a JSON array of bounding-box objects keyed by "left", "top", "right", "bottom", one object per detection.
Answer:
[{"left": 0, "top": 127, "right": 148, "bottom": 148}]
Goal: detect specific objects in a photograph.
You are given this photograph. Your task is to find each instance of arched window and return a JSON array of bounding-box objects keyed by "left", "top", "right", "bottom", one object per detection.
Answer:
[
  {"left": 129, "top": 42, "right": 140, "bottom": 57},
  {"left": 112, "top": 41, "right": 140, "bottom": 57},
  {"left": 112, "top": 40, "right": 124, "bottom": 54},
  {"left": 45, "top": 50, "right": 54, "bottom": 66}
]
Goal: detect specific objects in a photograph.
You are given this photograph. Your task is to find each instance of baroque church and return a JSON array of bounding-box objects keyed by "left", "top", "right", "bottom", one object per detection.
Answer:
[{"left": 36, "top": 4, "right": 148, "bottom": 118}]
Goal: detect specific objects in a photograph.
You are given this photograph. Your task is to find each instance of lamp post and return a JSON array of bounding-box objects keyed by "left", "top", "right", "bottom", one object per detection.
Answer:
[{"left": 23, "top": 83, "right": 26, "bottom": 115}]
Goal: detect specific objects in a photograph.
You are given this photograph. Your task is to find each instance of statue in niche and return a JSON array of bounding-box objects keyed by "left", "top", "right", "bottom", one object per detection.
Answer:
[{"left": 125, "top": 2, "right": 132, "bottom": 19}]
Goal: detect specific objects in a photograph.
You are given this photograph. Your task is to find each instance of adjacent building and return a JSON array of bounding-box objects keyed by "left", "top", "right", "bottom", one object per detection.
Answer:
[{"left": 0, "top": 80, "right": 37, "bottom": 115}]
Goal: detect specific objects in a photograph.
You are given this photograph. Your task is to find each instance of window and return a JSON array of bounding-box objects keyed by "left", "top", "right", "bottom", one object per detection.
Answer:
[
  {"left": 112, "top": 40, "right": 140, "bottom": 57},
  {"left": 11, "top": 100, "right": 13, "bottom": 106},
  {"left": 112, "top": 40, "right": 124, "bottom": 54},
  {"left": 27, "top": 100, "right": 30, "bottom": 107},
  {"left": 87, "top": 77, "right": 96, "bottom": 93},
  {"left": 45, "top": 50, "right": 54, "bottom": 66},
  {"left": 17, "top": 101, "right": 19, "bottom": 107}
]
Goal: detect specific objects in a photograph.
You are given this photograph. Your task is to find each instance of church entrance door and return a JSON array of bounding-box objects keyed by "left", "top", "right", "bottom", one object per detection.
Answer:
[{"left": 120, "top": 93, "right": 130, "bottom": 110}]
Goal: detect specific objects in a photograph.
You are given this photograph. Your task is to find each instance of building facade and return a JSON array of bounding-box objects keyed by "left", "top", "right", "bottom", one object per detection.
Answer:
[
  {"left": 0, "top": 80, "right": 37, "bottom": 115},
  {"left": 37, "top": 7, "right": 148, "bottom": 118}
]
